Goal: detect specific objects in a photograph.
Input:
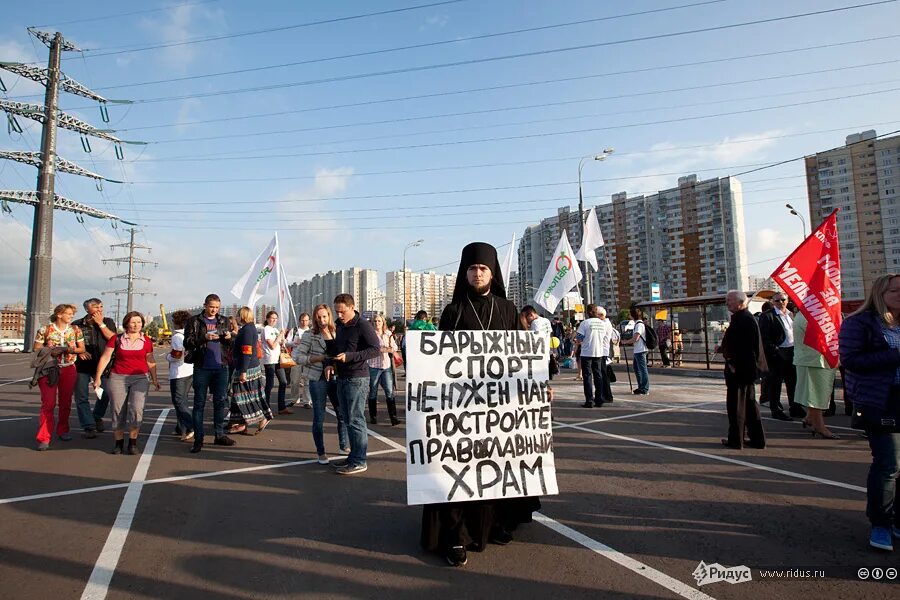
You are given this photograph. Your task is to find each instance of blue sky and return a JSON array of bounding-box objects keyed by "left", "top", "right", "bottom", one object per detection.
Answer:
[{"left": 1, "top": 0, "right": 899, "bottom": 315}]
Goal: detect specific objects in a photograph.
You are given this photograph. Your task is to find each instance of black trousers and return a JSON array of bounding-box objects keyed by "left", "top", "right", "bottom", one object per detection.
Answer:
[
  {"left": 658, "top": 343, "right": 671, "bottom": 366},
  {"left": 725, "top": 380, "right": 766, "bottom": 448},
  {"left": 764, "top": 347, "right": 798, "bottom": 415},
  {"left": 581, "top": 357, "right": 605, "bottom": 405}
]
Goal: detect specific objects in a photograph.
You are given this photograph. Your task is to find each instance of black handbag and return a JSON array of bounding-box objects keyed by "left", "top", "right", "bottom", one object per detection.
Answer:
[
  {"left": 549, "top": 355, "right": 560, "bottom": 376},
  {"left": 851, "top": 386, "right": 900, "bottom": 432},
  {"left": 606, "top": 363, "right": 617, "bottom": 383}
]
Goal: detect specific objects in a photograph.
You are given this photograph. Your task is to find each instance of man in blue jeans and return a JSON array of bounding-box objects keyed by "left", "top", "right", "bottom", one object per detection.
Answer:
[
  {"left": 183, "top": 294, "right": 235, "bottom": 453},
  {"left": 329, "top": 293, "right": 381, "bottom": 475},
  {"left": 72, "top": 298, "right": 117, "bottom": 438},
  {"left": 622, "top": 306, "right": 651, "bottom": 394}
]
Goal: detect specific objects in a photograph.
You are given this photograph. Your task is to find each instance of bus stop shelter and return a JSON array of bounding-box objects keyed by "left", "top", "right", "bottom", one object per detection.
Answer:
[{"left": 634, "top": 293, "right": 750, "bottom": 370}]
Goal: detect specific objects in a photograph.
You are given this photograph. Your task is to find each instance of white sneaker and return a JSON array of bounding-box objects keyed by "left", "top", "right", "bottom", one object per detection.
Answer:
[{"left": 317, "top": 454, "right": 329, "bottom": 465}]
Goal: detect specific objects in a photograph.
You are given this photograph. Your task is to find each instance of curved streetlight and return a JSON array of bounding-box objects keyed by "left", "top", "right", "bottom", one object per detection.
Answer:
[
  {"left": 785, "top": 203, "right": 808, "bottom": 238},
  {"left": 403, "top": 239, "right": 425, "bottom": 323},
  {"left": 578, "top": 148, "right": 614, "bottom": 304}
]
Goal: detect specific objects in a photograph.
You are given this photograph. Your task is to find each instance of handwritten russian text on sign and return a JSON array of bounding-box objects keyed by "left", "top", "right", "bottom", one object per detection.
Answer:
[{"left": 405, "top": 330, "right": 558, "bottom": 506}]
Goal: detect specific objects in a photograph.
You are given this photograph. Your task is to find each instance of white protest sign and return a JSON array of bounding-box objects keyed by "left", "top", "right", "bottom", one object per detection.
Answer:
[{"left": 405, "top": 329, "right": 558, "bottom": 506}]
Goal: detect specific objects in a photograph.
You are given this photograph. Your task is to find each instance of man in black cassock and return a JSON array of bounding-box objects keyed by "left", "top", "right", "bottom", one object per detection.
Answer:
[
  {"left": 420, "top": 242, "right": 544, "bottom": 567},
  {"left": 720, "top": 290, "right": 767, "bottom": 449}
]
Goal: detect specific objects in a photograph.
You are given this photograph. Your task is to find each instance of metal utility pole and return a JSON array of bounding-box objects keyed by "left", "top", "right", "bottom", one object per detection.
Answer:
[
  {"left": 104, "top": 228, "right": 156, "bottom": 313},
  {"left": 1, "top": 29, "right": 139, "bottom": 349},
  {"left": 23, "top": 33, "right": 62, "bottom": 348}
]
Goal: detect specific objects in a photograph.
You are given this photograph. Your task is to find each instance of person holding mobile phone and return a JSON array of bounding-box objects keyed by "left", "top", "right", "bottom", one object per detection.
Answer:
[
  {"left": 183, "top": 294, "right": 236, "bottom": 453},
  {"left": 294, "top": 304, "right": 348, "bottom": 464}
]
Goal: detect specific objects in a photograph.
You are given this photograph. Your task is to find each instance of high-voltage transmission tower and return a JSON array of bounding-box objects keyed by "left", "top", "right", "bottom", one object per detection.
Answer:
[
  {"left": 104, "top": 227, "right": 156, "bottom": 313},
  {"left": 0, "top": 28, "right": 143, "bottom": 349}
]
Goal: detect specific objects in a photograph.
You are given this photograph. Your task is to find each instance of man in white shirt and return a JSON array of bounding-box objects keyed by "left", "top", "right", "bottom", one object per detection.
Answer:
[
  {"left": 622, "top": 306, "right": 650, "bottom": 394},
  {"left": 758, "top": 293, "right": 804, "bottom": 419},
  {"left": 576, "top": 304, "right": 612, "bottom": 407},
  {"left": 520, "top": 305, "right": 555, "bottom": 381}
]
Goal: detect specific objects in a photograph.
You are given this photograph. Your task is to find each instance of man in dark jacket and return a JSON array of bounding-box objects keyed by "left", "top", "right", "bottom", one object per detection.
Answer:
[
  {"left": 330, "top": 293, "right": 381, "bottom": 475},
  {"left": 72, "top": 298, "right": 117, "bottom": 438},
  {"left": 183, "top": 293, "right": 235, "bottom": 453},
  {"left": 757, "top": 292, "right": 804, "bottom": 420},
  {"left": 720, "top": 290, "right": 767, "bottom": 449}
]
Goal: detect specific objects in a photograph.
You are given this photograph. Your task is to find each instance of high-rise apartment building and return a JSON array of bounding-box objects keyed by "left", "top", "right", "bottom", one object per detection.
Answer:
[
  {"left": 507, "top": 271, "right": 522, "bottom": 308},
  {"left": 289, "top": 268, "right": 382, "bottom": 317},
  {"left": 518, "top": 175, "right": 748, "bottom": 314},
  {"left": 805, "top": 130, "right": 900, "bottom": 302},
  {"left": 385, "top": 269, "right": 456, "bottom": 322}
]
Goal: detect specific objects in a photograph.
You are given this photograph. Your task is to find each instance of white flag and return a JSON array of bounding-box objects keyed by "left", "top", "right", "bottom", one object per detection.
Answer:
[
  {"left": 231, "top": 234, "right": 279, "bottom": 309},
  {"left": 276, "top": 261, "right": 296, "bottom": 329},
  {"left": 575, "top": 207, "right": 604, "bottom": 271},
  {"left": 534, "top": 229, "right": 583, "bottom": 313},
  {"left": 500, "top": 232, "right": 516, "bottom": 289}
]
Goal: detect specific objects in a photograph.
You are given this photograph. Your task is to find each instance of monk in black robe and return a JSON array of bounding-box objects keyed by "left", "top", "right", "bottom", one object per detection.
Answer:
[{"left": 420, "top": 242, "right": 543, "bottom": 567}]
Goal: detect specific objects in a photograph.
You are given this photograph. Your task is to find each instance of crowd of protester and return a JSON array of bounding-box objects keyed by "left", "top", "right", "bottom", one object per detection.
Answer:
[{"left": 25, "top": 268, "right": 900, "bottom": 556}]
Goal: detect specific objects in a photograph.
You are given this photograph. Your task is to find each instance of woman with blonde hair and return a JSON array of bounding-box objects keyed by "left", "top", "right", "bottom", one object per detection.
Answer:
[
  {"left": 32, "top": 303, "right": 85, "bottom": 451},
  {"left": 840, "top": 273, "right": 900, "bottom": 551},
  {"left": 293, "top": 303, "right": 349, "bottom": 464},
  {"left": 94, "top": 311, "right": 159, "bottom": 455},
  {"left": 227, "top": 306, "right": 273, "bottom": 435},
  {"left": 367, "top": 314, "right": 400, "bottom": 426}
]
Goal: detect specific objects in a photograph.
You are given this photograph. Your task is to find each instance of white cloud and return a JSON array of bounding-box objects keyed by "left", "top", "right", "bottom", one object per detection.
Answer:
[
  {"left": 608, "top": 129, "right": 785, "bottom": 197},
  {"left": 140, "top": 3, "right": 228, "bottom": 69},
  {"left": 756, "top": 227, "right": 780, "bottom": 251},
  {"left": 420, "top": 14, "right": 450, "bottom": 31}
]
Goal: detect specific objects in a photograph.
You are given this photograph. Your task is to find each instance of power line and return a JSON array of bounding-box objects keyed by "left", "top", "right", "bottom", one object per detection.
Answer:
[
  {"left": 99, "top": 119, "right": 900, "bottom": 190},
  {"left": 31, "top": 0, "right": 223, "bottom": 28},
  {"left": 109, "top": 86, "right": 900, "bottom": 174},
  {"left": 70, "top": 0, "right": 469, "bottom": 57},
  {"left": 61, "top": 0, "right": 900, "bottom": 105},
  {"left": 55, "top": 32, "right": 900, "bottom": 122},
  {"left": 138, "top": 61, "right": 900, "bottom": 146},
  {"left": 84, "top": 0, "right": 727, "bottom": 87}
]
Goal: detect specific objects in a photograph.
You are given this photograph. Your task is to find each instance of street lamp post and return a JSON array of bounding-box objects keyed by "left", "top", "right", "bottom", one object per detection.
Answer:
[
  {"left": 785, "top": 204, "right": 808, "bottom": 239},
  {"left": 402, "top": 239, "right": 424, "bottom": 325},
  {"left": 578, "top": 148, "right": 614, "bottom": 305}
]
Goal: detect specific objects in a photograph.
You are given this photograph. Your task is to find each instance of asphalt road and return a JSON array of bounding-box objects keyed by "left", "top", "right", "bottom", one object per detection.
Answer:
[{"left": 0, "top": 350, "right": 897, "bottom": 599}]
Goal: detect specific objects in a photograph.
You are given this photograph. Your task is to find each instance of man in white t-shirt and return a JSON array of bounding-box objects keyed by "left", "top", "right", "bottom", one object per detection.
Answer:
[
  {"left": 520, "top": 305, "right": 554, "bottom": 381},
  {"left": 622, "top": 306, "right": 650, "bottom": 394},
  {"left": 576, "top": 304, "right": 613, "bottom": 407}
]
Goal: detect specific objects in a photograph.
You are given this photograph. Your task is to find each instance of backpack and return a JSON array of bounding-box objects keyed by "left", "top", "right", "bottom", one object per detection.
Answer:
[{"left": 641, "top": 321, "right": 659, "bottom": 348}]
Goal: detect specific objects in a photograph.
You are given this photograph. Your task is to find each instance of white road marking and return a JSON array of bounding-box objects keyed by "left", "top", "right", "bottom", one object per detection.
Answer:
[
  {"left": 351, "top": 410, "right": 717, "bottom": 600},
  {"left": 554, "top": 402, "right": 718, "bottom": 429},
  {"left": 81, "top": 409, "right": 170, "bottom": 600},
  {"left": 0, "top": 448, "right": 404, "bottom": 506},
  {"left": 561, "top": 421, "right": 866, "bottom": 493},
  {"left": 0, "top": 416, "right": 32, "bottom": 423},
  {"left": 533, "top": 513, "right": 717, "bottom": 600},
  {"left": 0, "top": 377, "right": 30, "bottom": 387}
]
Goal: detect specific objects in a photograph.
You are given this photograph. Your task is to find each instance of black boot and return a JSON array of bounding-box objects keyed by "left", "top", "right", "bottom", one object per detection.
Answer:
[
  {"left": 387, "top": 399, "right": 400, "bottom": 426},
  {"left": 126, "top": 437, "right": 140, "bottom": 455},
  {"left": 368, "top": 398, "right": 377, "bottom": 425},
  {"left": 111, "top": 439, "right": 124, "bottom": 455}
]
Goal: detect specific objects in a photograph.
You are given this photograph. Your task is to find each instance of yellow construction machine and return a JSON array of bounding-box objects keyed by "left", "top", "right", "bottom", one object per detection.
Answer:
[{"left": 158, "top": 304, "right": 172, "bottom": 344}]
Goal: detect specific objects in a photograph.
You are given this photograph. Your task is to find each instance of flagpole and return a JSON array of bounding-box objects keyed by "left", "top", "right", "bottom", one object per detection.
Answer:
[{"left": 576, "top": 149, "right": 614, "bottom": 306}]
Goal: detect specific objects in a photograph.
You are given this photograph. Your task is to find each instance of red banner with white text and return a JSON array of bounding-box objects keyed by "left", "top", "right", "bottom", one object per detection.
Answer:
[{"left": 770, "top": 210, "right": 842, "bottom": 367}]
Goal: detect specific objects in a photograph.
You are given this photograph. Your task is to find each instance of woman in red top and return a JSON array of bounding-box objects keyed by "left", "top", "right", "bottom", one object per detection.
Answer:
[{"left": 94, "top": 312, "right": 160, "bottom": 455}]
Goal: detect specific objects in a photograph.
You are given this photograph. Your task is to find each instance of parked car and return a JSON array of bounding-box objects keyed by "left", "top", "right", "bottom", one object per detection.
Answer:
[{"left": 0, "top": 339, "right": 25, "bottom": 353}]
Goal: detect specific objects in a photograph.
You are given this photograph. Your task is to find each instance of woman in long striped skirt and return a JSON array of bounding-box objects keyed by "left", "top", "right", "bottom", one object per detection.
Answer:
[{"left": 227, "top": 306, "right": 272, "bottom": 435}]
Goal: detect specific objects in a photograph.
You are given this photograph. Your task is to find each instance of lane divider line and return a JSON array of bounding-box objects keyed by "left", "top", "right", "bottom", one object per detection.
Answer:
[{"left": 81, "top": 409, "right": 170, "bottom": 600}]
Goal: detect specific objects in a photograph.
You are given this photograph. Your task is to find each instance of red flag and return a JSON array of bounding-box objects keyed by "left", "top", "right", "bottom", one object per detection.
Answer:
[{"left": 770, "top": 210, "right": 842, "bottom": 367}]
